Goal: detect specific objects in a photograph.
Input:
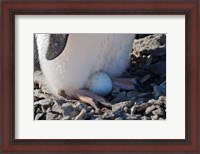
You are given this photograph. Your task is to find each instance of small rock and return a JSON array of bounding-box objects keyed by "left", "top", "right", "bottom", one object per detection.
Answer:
[
  {"left": 140, "top": 74, "right": 151, "bottom": 84},
  {"left": 137, "top": 103, "right": 149, "bottom": 112},
  {"left": 102, "top": 110, "right": 115, "bottom": 119},
  {"left": 112, "top": 101, "right": 134, "bottom": 115},
  {"left": 62, "top": 104, "right": 80, "bottom": 118},
  {"left": 146, "top": 55, "right": 153, "bottom": 66},
  {"left": 141, "top": 116, "right": 151, "bottom": 120},
  {"left": 151, "top": 114, "right": 159, "bottom": 120},
  {"left": 35, "top": 113, "right": 46, "bottom": 120},
  {"left": 111, "top": 91, "right": 127, "bottom": 103},
  {"left": 62, "top": 116, "right": 71, "bottom": 120},
  {"left": 115, "top": 117, "right": 123, "bottom": 120},
  {"left": 145, "top": 105, "right": 156, "bottom": 115},
  {"left": 152, "top": 108, "right": 165, "bottom": 116},
  {"left": 147, "top": 99, "right": 155, "bottom": 104},
  {"left": 130, "top": 105, "right": 138, "bottom": 115},
  {"left": 153, "top": 85, "right": 163, "bottom": 99},
  {"left": 111, "top": 86, "right": 120, "bottom": 97},
  {"left": 150, "top": 62, "right": 166, "bottom": 75},
  {"left": 34, "top": 99, "right": 52, "bottom": 106},
  {"left": 151, "top": 47, "right": 166, "bottom": 56},
  {"left": 126, "top": 114, "right": 142, "bottom": 120},
  {"left": 56, "top": 99, "right": 67, "bottom": 106},
  {"left": 75, "top": 109, "right": 87, "bottom": 120},
  {"left": 46, "top": 112, "right": 62, "bottom": 120},
  {"left": 135, "top": 97, "right": 148, "bottom": 104},
  {"left": 52, "top": 102, "right": 63, "bottom": 114},
  {"left": 127, "top": 91, "right": 140, "bottom": 99},
  {"left": 123, "top": 107, "right": 129, "bottom": 113}
]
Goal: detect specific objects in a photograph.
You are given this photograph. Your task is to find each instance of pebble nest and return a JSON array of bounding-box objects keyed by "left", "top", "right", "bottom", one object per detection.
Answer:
[{"left": 34, "top": 34, "right": 166, "bottom": 120}]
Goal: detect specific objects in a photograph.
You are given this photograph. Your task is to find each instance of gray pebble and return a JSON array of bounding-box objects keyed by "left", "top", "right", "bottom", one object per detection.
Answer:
[
  {"left": 151, "top": 114, "right": 159, "bottom": 120},
  {"left": 111, "top": 91, "right": 127, "bottom": 103},
  {"left": 153, "top": 85, "right": 163, "bottom": 99},
  {"left": 127, "top": 91, "right": 140, "bottom": 99},
  {"left": 150, "top": 62, "right": 166, "bottom": 75},
  {"left": 62, "top": 104, "right": 80, "bottom": 118},
  {"left": 151, "top": 47, "right": 166, "bottom": 56},
  {"left": 137, "top": 103, "right": 149, "bottom": 112},
  {"left": 111, "top": 86, "right": 120, "bottom": 97},
  {"left": 46, "top": 112, "right": 62, "bottom": 120},
  {"left": 135, "top": 97, "right": 148, "bottom": 104},
  {"left": 123, "top": 107, "right": 129, "bottom": 113},
  {"left": 152, "top": 108, "right": 165, "bottom": 116},
  {"left": 141, "top": 116, "right": 151, "bottom": 120},
  {"left": 145, "top": 105, "right": 156, "bottom": 115},
  {"left": 127, "top": 114, "right": 142, "bottom": 120},
  {"left": 115, "top": 117, "right": 123, "bottom": 120},
  {"left": 75, "top": 109, "right": 87, "bottom": 120},
  {"left": 62, "top": 116, "right": 71, "bottom": 120},
  {"left": 35, "top": 113, "right": 46, "bottom": 120},
  {"left": 147, "top": 99, "right": 155, "bottom": 104},
  {"left": 112, "top": 101, "right": 134, "bottom": 115},
  {"left": 140, "top": 74, "right": 151, "bottom": 84},
  {"left": 34, "top": 99, "right": 52, "bottom": 106},
  {"left": 102, "top": 110, "right": 115, "bottom": 119},
  {"left": 130, "top": 105, "right": 138, "bottom": 115},
  {"left": 52, "top": 102, "right": 63, "bottom": 114}
]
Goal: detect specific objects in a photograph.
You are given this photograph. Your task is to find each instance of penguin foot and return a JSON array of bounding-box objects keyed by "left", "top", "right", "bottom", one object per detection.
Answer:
[
  {"left": 112, "top": 78, "right": 138, "bottom": 90},
  {"left": 59, "top": 89, "right": 112, "bottom": 112}
]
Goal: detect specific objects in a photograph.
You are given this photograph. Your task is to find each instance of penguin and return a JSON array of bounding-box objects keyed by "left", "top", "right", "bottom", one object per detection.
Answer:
[{"left": 35, "top": 34, "right": 136, "bottom": 110}]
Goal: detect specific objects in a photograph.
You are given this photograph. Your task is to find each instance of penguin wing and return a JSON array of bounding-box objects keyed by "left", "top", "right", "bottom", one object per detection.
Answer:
[{"left": 46, "top": 34, "right": 69, "bottom": 60}]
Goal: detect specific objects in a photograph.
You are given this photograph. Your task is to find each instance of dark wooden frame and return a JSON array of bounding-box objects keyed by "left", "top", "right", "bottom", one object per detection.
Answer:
[{"left": 1, "top": 0, "right": 199, "bottom": 153}]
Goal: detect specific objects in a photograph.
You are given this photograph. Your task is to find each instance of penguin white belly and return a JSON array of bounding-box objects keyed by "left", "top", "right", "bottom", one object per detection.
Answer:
[{"left": 36, "top": 34, "right": 135, "bottom": 97}]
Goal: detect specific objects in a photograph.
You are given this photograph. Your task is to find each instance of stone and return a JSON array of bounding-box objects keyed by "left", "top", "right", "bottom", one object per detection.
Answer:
[
  {"left": 123, "top": 107, "right": 129, "bottom": 113},
  {"left": 153, "top": 85, "right": 163, "bottom": 99},
  {"left": 146, "top": 55, "right": 153, "bottom": 66},
  {"left": 62, "top": 116, "right": 71, "bottom": 120},
  {"left": 35, "top": 113, "right": 46, "bottom": 120},
  {"left": 141, "top": 116, "right": 151, "bottom": 120},
  {"left": 111, "top": 86, "right": 120, "bottom": 97},
  {"left": 62, "top": 104, "right": 80, "bottom": 118},
  {"left": 34, "top": 99, "right": 52, "bottom": 106},
  {"left": 150, "top": 62, "right": 166, "bottom": 75},
  {"left": 151, "top": 47, "right": 166, "bottom": 56},
  {"left": 147, "top": 99, "right": 155, "bottom": 105},
  {"left": 34, "top": 89, "right": 48, "bottom": 99},
  {"left": 130, "top": 105, "right": 138, "bottom": 115},
  {"left": 111, "top": 91, "right": 127, "bottom": 103},
  {"left": 152, "top": 108, "right": 165, "bottom": 116},
  {"left": 112, "top": 101, "right": 134, "bottom": 115},
  {"left": 126, "top": 91, "right": 140, "bottom": 99},
  {"left": 46, "top": 112, "right": 62, "bottom": 120},
  {"left": 126, "top": 114, "right": 142, "bottom": 120},
  {"left": 140, "top": 74, "right": 151, "bottom": 84},
  {"left": 151, "top": 114, "right": 159, "bottom": 120},
  {"left": 102, "top": 110, "right": 115, "bottom": 119},
  {"left": 137, "top": 103, "right": 149, "bottom": 112},
  {"left": 135, "top": 97, "right": 148, "bottom": 104},
  {"left": 145, "top": 105, "right": 156, "bottom": 115},
  {"left": 52, "top": 102, "right": 63, "bottom": 114},
  {"left": 75, "top": 109, "right": 87, "bottom": 120}
]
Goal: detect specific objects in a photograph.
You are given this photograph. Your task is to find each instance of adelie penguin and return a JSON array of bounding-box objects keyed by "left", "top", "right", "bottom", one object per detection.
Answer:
[{"left": 34, "top": 34, "right": 136, "bottom": 111}]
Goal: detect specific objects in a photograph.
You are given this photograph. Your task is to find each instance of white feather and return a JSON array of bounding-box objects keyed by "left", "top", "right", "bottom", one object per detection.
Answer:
[{"left": 36, "top": 34, "right": 135, "bottom": 97}]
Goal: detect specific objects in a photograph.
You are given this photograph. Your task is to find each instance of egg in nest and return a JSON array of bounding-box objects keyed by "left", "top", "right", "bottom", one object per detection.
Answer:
[{"left": 87, "top": 72, "right": 113, "bottom": 97}]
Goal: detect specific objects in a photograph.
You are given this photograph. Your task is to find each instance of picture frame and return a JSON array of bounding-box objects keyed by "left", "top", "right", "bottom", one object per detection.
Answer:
[{"left": 1, "top": 0, "right": 199, "bottom": 153}]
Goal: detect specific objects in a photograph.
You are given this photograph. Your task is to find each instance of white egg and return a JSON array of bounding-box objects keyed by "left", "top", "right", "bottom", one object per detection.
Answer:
[{"left": 88, "top": 72, "right": 113, "bottom": 97}]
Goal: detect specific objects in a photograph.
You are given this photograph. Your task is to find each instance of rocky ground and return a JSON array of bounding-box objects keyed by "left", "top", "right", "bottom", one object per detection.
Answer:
[{"left": 34, "top": 34, "right": 166, "bottom": 120}]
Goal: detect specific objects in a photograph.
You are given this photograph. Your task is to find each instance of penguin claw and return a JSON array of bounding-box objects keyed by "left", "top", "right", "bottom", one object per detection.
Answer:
[{"left": 59, "top": 89, "right": 111, "bottom": 111}]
